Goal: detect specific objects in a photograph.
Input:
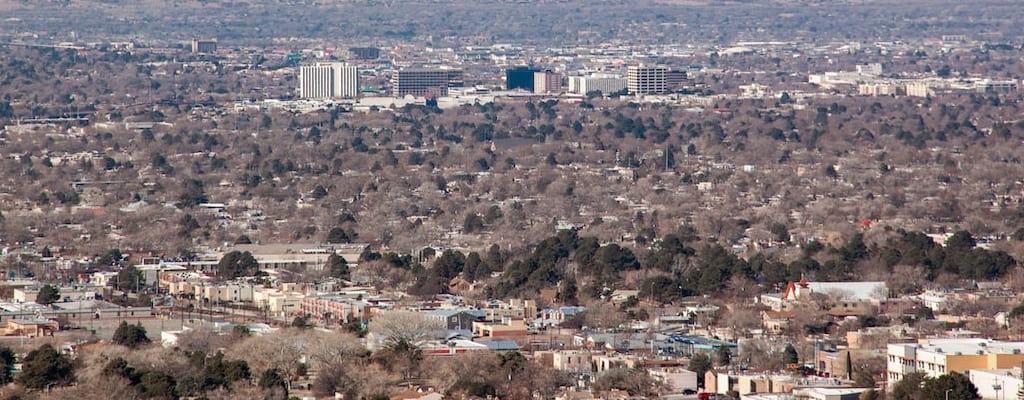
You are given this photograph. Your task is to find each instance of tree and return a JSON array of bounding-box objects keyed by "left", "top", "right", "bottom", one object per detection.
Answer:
[
  {"left": 370, "top": 311, "right": 444, "bottom": 380},
  {"left": 463, "top": 213, "right": 485, "bottom": 233},
  {"left": 96, "top": 248, "right": 125, "bottom": 267},
  {"left": 36, "top": 285, "right": 60, "bottom": 305},
  {"left": 327, "top": 254, "right": 350, "bottom": 280},
  {"left": 326, "top": 227, "right": 355, "bottom": 244},
  {"left": 235, "top": 234, "right": 253, "bottom": 244},
  {"left": 945, "top": 230, "right": 976, "bottom": 253},
  {"left": 716, "top": 346, "right": 732, "bottom": 367},
  {"left": 369, "top": 311, "right": 445, "bottom": 349},
  {"left": 112, "top": 321, "right": 152, "bottom": 349},
  {"left": 115, "top": 265, "right": 143, "bottom": 291},
  {"left": 592, "top": 368, "right": 667, "bottom": 397},
  {"left": 217, "top": 251, "right": 259, "bottom": 279},
  {"left": 17, "top": 343, "right": 74, "bottom": 389},
  {"left": 891, "top": 372, "right": 927, "bottom": 400},
  {"left": 920, "top": 372, "right": 980, "bottom": 400},
  {"left": 259, "top": 369, "right": 288, "bottom": 400},
  {"left": 860, "top": 389, "right": 881, "bottom": 400},
  {"left": 0, "top": 346, "right": 14, "bottom": 384},
  {"left": 782, "top": 344, "right": 799, "bottom": 365},
  {"left": 689, "top": 353, "right": 712, "bottom": 389}
]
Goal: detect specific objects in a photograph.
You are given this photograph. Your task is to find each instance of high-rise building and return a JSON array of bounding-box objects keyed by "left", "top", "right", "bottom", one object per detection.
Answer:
[
  {"left": 506, "top": 66, "right": 536, "bottom": 91},
  {"left": 666, "top": 69, "right": 687, "bottom": 91},
  {"left": 627, "top": 65, "right": 668, "bottom": 95},
  {"left": 568, "top": 75, "right": 628, "bottom": 95},
  {"left": 298, "top": 63, "right": 359, "bottom": 99},
  {"left": 191, "top": 39, "right": 218, "bottom": 54},
  {"left": 349, "top": 47, "right": 381, "bottom": 60},
  {"left": 391, "top": 68, "right": 463, "bottom": 97},
  {"left": 533, "top": 70, "right": 563, "bottom": 94}
]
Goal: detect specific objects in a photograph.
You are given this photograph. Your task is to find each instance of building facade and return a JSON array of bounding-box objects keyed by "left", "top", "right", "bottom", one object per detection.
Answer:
[
  {"left": 534, "top": 70, "right": 563, "bottom": 93},
  {"left": 568, "top": 75, "right": 628, "bottom": 95},
  {"left": 887, "top": 339, "right": 1024, "bottom": 382},
  {"left": 191, "top": 39, "right": 217, "bottom": 54},
  {"left": 392, "top": 68, "right": 463, "bottom": 97},
  {"left": 298, "top": 63, "right": 359, "bottom": 99},
  {"left": 506, "top": 66, "right": 536, "bottom": 91},
  {"left": 627, "top": 65, "right": 668, "bottom": 95}
]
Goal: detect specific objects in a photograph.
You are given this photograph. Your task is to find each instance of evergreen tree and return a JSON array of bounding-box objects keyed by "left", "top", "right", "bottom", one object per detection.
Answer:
[
  {"left": 112, "top": 321, "right": 152, "bottom": 349},
  {"left": 327, "top": 254, "right": 350, "bottom": 280},
  {"left": 716, "top": 346, "right": 732, "bottom": 367},
  {"left": 17, "top": 344, "right": 74, "bottom": 389},
  {"left": 688, "top": 353, "right": 712, "bottom": 389},
  {"left": 36, "top": 285, "right": 60, "bottom": 305},
  {"left": 782, "top": 344, "right": 799, "bottom": 365}
]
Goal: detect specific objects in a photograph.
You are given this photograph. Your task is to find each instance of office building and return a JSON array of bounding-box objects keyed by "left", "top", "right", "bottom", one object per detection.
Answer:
[
  {"left": 627, "top": 65, "right": 668, "bottom": 95},
  {"left": 666, "top": 68, "right": 687, "bottom": 91},
  {"left": 533, "top": 70, "right": 562, "bottom": 93},
  {"left": 191, "top": 39, "right": 217, "bottom": 54},
  {"left": 887, "top": 339, "right": 1024, "bottom": 382},
  {"left": 568, "top": 75, "right": 628, "bottom": 95},
  {"left": 506, "top": 66, "right": 536, "bottom": 91},
  {"left": 298, "top": 63, "right": 359, "bottom": 99},
  {"left": 349, "top": 47, "right": 381, "bottom": 60},
  {"left": 391, "top": 68, "right": 463, "bottom": 97}
]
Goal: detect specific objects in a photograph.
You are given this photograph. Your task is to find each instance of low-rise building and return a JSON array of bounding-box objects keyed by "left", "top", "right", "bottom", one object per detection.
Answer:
[{"left": 887, "top": 339, "right": 1024, "bottom": 382}]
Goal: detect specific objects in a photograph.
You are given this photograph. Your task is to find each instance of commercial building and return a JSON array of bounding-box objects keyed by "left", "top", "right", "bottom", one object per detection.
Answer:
[
  {"left": 391, "top": 68, "right": 463, "bottom": 97},
  {"left": 349, "top": 47, "right": 381, "bottom": 60},
  {"left": 191, "top": 39, "right": 217, "bottom": 54},
  {"left": 969, "top": 368, "right": 1022, "bottom": 400},
  {"left": 506, "top": 66, "right": 536, "bottom": 91},
  {"left": 568, "top": 75, "right": 628, "bottom": 95},
  {"left": 627, "top": 65, "right": 668, "bottom": 95},
  {"left": 534, "top": 70, "right": 563, "bottom": 93},
  {"left": 887, "top": 339, "right": 1024, "bottom": 382},
  {"left": 298, "top": 63, "right": 360, "bottom": 99}
]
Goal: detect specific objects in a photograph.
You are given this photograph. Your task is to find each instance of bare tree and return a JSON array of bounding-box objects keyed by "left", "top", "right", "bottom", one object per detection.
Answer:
[{"left": 368, "top": 311, "right": 445, "bottom": 350}]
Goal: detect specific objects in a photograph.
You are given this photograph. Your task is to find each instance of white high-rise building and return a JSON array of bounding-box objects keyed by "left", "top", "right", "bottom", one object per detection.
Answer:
[
  {"left": 627, "top": 65, "right": 668, "bottom": 95},
  {"left": 568, "top": 74, "right": 628, "bottom": 95},
  {"left": 299, "top": 63, "right": 359, "bottom": 99}
]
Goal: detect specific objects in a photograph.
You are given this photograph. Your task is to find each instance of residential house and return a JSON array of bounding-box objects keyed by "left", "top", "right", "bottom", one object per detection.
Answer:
[{"left": 537, "top": 306, "right": 586, "bottom": 327}]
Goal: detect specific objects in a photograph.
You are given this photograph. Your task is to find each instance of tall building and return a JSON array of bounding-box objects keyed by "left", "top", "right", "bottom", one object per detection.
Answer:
[
  {"left": 391, "top": 68, "right": 463, "bottom": 97},
  {"left": 349, "top": 47, "right": 381, "bottom": 60},
  {"left": 533, "top": 70, "right": 563, "bottom": 94},
  {"left": 568, "top": 75, "right": 628, "bottom": 95},
  {"left": 666, "top": 68, "right": 687, "bottom": 91},
  {"left": 506, "top": 66, "right": 536, "bottom": 91},
  {"left": 191, "top": 39, "right": 217, "bottom": 54},
  {"left": 298, "top": 63, "right": 359, "bottom": 99},
  {"left": 627, "top": 65, "right": 668, "bottom": 95}
]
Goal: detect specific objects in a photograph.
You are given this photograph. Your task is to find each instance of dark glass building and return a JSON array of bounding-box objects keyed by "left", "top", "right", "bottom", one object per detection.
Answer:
[{"left": 506, "top": 66, "right": 536, "bottom": 91}]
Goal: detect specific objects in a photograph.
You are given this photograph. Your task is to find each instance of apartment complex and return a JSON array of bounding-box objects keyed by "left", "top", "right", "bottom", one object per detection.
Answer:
[
  {"left": 298, "top": 63, "right": 360, "bottom": 99},
  {"left": 627, "top": 65, "right": 668, "bottom": 95},
  {"left": 887, "top": 339, "right": 1024, "bottom": 382},
  {"left": 391, "top": 68, "right": 463, "bottom": 97}
]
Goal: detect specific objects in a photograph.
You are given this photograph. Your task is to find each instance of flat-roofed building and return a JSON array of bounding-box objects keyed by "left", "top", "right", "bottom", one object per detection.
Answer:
[
  {"left": 627, "top": 65, "right": 668, "bottom": 95},
  {"left": 299, "top": 63, "right": 359, "bottom": 99},
  {"left": 888, "top": 339, "right": 1024, "bottom": 382},
  {"left": 392, "top": 68, "right": 463, "bottom": 97}
]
